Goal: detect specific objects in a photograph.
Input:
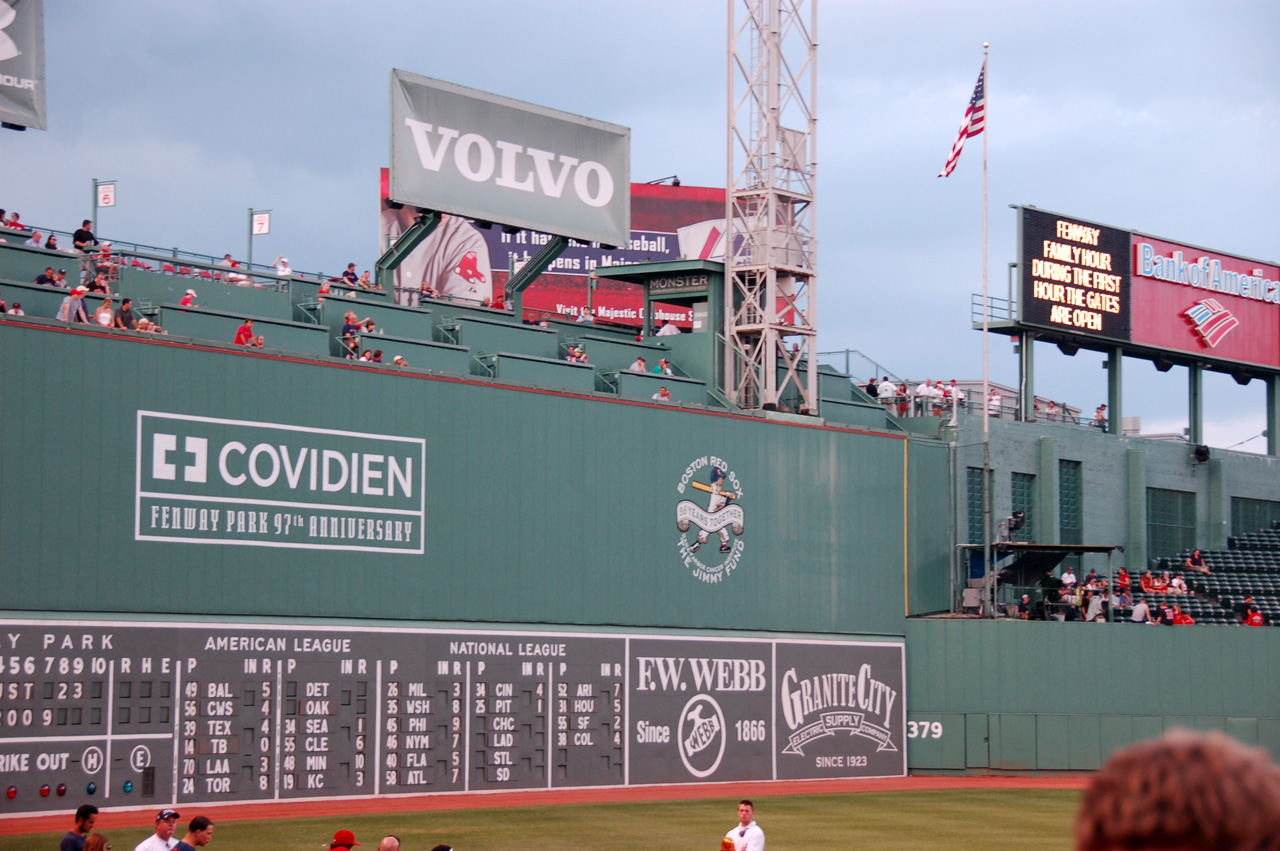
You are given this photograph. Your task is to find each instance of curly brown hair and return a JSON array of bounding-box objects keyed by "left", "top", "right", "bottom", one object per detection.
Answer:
[{"left": 1075, "top": 729, "right": 1280, "bottom": 851}]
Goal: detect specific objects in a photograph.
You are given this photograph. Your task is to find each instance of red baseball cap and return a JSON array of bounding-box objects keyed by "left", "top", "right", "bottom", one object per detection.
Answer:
[{"left": 333, "top": 831, "right": 360, "bottom": 847}]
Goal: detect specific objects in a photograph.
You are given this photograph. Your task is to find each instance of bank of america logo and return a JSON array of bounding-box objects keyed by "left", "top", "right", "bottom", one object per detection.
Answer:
[{"left": 1183, "top": 298, "right": 1237, "bottom": 348}]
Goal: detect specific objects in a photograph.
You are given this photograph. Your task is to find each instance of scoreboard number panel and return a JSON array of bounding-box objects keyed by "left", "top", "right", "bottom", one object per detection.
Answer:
[{"left": 0, "top": 621, "right": 904, "bottom": 814}]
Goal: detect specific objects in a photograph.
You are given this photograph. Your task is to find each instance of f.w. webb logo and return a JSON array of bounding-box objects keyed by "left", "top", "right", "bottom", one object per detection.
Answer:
[{"left": 675, "top": 456, "right": 745, "bottom": 584}]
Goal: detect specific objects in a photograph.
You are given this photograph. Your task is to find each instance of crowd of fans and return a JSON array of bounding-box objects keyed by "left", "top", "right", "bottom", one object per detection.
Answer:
[{"left": 1016, "top": 553, "right": 1270, "bottom": 626}]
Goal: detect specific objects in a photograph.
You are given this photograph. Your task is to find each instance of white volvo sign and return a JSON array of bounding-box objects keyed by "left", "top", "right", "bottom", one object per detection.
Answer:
[{"left": 390, "top": 69, "right": 630, "bottom": 248}]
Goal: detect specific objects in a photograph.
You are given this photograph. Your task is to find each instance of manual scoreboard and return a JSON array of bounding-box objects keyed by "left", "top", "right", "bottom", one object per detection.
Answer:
[{"left": 0, "top": 620, "right": 904, "bottom": 813}]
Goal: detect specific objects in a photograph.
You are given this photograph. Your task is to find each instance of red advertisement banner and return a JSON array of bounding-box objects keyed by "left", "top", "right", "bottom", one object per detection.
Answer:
[{"left": 1129, "top": 234, "right": 1280, "bottom": 370}]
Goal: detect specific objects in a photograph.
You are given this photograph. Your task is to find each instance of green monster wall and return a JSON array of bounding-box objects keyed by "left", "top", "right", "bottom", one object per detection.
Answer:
[{"left": 0, "top": 320, "right": 949, "bottom": 636}]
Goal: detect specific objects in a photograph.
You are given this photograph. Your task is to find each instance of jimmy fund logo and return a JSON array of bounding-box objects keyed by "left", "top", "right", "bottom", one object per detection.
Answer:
[
  {"left": 779, "top": 666, "right": 899, "bottom": 755},
  {"left": 675, "top": 456, "right": 745, "bottom": 583}
]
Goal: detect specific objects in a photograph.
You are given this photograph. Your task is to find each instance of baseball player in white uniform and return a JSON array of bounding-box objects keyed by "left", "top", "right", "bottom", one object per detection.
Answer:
[
  {"left": 724, "top": 800, "right": 765, "bottom": 851},
  {"left": 134, "top": 809, "right": 180, "bottom": 851}
]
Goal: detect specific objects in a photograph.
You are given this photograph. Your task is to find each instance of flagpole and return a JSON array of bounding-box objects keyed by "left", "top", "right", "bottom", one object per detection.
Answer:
[{"left": 980, "top": 44, "right": 993, "bottom": 619}]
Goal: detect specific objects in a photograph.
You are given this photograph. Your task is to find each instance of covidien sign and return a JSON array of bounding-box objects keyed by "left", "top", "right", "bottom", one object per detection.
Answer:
[
  {"left": 390, "top": 69, "right": 630, "bottom": 248},
  {"left": 135, "top": 411, "right": 426, "bottom": 553}
]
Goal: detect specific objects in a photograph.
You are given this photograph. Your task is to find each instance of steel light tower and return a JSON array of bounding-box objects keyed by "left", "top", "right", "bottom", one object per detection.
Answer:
[{"left": 725, "top": 0, "right": 818, "bottom": 412}]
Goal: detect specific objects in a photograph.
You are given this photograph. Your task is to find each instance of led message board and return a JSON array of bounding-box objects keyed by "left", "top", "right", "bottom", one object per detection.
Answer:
[
  {"left": 0, "top": 620, "right": 905, "bottom": 814},
  {"left": 1017, "top": 206, "right": 1280, "bottom": 371},
  {"left": 1019, "top": 207, "right": 1131, "bottom": 340}
]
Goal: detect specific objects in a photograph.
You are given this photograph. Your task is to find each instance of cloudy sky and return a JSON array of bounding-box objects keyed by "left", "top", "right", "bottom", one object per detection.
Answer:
[{"left": 3, "top": 1, "right": 1278, "bottom": 450}]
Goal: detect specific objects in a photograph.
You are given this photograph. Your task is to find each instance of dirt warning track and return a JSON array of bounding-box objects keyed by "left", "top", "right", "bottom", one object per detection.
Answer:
[{"left": 0, "top": 774, "right": 1087, "bottom": 836}]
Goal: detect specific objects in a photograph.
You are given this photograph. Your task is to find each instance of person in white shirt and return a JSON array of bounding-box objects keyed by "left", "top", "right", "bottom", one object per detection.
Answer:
[
  {"left": 655, "top": 320, "right": 681, "bottom": 336},
  {"left": 1169, "top": 573, "right": 1188, "bottom": 595},
  {"left": 628, "top": 357, "right": 646, "bottom": 372},
  {"left": 988, "top": 389, "right": 1003, "bottom": 416},
  {"left": 1061, "top": 567, "right": 1078, "bottom": 588},
  {"left": 273, "top": 255, "right": 293, "bottom": 277},
  {"left": 724, "top": 800, "right": 765, "bottom": 851},
  {"left": 877, "top": 377, "right": 898, "bottom": 405},
  {"left": 135, "top": 809, "right": 181, "bottom": 851}
]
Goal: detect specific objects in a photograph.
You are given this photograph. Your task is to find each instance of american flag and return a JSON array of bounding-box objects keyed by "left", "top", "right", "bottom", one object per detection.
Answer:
[{"left": 938, "top": 62, "right": 986, "bottom": 177}]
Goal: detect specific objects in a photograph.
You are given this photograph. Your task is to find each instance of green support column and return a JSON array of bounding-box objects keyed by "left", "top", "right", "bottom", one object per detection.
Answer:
[
  {"left": 1126, "top": 448, "right": 1146, "bottom": 572},
  {"left": 1268, "top": 375, "right": 1280, "bottom": 457},
  {"left": 1107, "top": 347, "right": 1123, "bottom": 434},
  {"left": 1188, "top": 362, "right": 1204, "bottom": 446},
  {"left": 1206, "top": 458, "right": 1226, "bottom": 551},
  {"left": 1036, "top": 437, "right": 1058, "bottom": 544},
  {"left": 1019, "top": 332, "right": 1035, "bottom": 421}
]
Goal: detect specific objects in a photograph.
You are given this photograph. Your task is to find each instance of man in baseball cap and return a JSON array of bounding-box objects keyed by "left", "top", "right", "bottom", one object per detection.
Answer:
[
  {"left": 330, "top": 831, "right": 361, "bottom": 850},
  {"left": 135, "top": 810, "right": 181, "bottom": 851}
]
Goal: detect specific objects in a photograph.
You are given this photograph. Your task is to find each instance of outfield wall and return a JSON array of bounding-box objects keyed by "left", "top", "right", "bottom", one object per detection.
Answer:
[
  {"left": 905, "top": 619, "right": 1280, "bottom": 770},
  {"left": 0, "top": 319, "right": 950, "bottom": 636}
]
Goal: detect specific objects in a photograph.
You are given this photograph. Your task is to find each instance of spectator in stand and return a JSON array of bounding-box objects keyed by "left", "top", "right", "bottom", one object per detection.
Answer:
[
  {"left": 54, "top": 269, "right": 69, "bottom": 287},
  {"left": 1084, "top": 569, "right": 1099, "bottom": 587},
  {"left": 1245, "top": 605, "right": 1266, "bottom": 627},
  {"left": 360, "top": 349, "right": 373, "bottom": 362},
  {"left": 1172, "top": 604, "right": 1195, "bottom": 625},
  {"left": 1169, "top": 572, "right": 1188, "bottom": 594},
  {"left": 1130, "top": 595, "right": 1153, "bottom": 624},
  {"left": 7, "top": 302, "right": 23, "bottom": 315},
  {"left": 362, "top": 318, "right": 380, "bottom": 336},
  {"left": 73, "top": 221, "right": 97, "bottom": 252},
  {"left": 492, "top": 293, "right": 507, "bottom": 310},
  {"left": 1238, "top": 594, "right": 1257, "bottom": 623},
  {"left": 987, "top": 388, "right": 1003, "bottom": 416},
  {"left": 915, "top": 379, "right": 936, "bottom": 415},
  {"left": 86, "top": 271, "right": 112, "bottom": 296},
  {"left": 35, "top": 266, "right": 57, "bottom": 286},
  {"left": 877, "top": 376, "right": 897, "bottom": 407},
  {"left": 358, "top": 270, "right": 375, "bottom": 288},
  {"left": 372, "top": 350, "right": 383, "bottom": 363},
  {"left": 1073, "top": 729, "right": 1280, "bottom": 851},
  {"left": 1152, "top": 571, "right": 1170, "bottom": 593},
  {"left": 23, "top": 230, "right": 43, "bottom": 247},
  {"left": 45, "top": 233, "right": 60, "bottom": 250},
  {"left": 652, "top": 386, "right": 672, "bottom": 402},
  {"left": 1139, "top": 570, "right": 1156, "bottom": 593},
  {"left": 1083, "top": 590, "right": 1105, "bottom": 622},
  {"left": 1185, "top": 548, "right": 1211, "bottom": 574},
  {"left": 577, "top": 307, "right": 594, "bottom": 324},
  {"left": 1017, "top": 594, "right": 1030, "bottom": 619},
  {"left": 233, "top": 318, "right": 254, "bottom": 345},
  {"left": 253, "top": 335, "right": 265, "bottom": 349},
  {"left": 272, "top": 255, "right": 292, "bottom": 277},
  {"left": 392, "top": 355, "right": 407, "bottom": 366},
  {"left": 1153, "top": 600, "right": 1176, "bottom": 625},
  {"left": 628, "top": 356, "right": 646, "bottom": 372},
  {"left": 896, "top": 382, "right": 909, "bottom": 417},
  {"left": 1115, "top": 566, "right": 1131, "bottom": 592},
  {"left": 949, "top": 379, "right": 965, "bottom": 413},
  {"left": 342, "top": 263, "right": 359, "bottom": 286},
  {"left": 0, "top": 293, "right": 6, "bottom": 314},
  {"left": 114, "top": 298, "right": 136, "bottom": 330},
  {"left": 94, "top": 299, "right": 115, "bottom": 328},
  {"left": 1046, "top": 400, "right": 1060, "bottom": 421},
  {"left": 218, "top": 254, "right": 249, "bottom": 284},
  {"left": 1093, "top": 403, "right": 1108, "bottom": 429},
  {"left": 1060, "top": 565, "right": 1078, "bottom": 589},
  {"left": 179, "top": 289, "right": 197, "bottom": 307},
  {"left": 1114, "top": 584, "right": 1133, "bottom": 608},
  {"left": 4, "top": 211, "right": 24, "bottom": 229},
  {"left": 653, "top": 358, "right": 674, "bottom": 377},
  {"left": 420, "top": 284, "right": 438, "bottom": 300},
  {"left": 864, "top": 379, "right": 878, "bottom": 399},
  {"left": 56, "top": 286, "right": 90, "bottom": 323},
  {"left": 655, "top": 319, "right": 681, "bottom": 336}
]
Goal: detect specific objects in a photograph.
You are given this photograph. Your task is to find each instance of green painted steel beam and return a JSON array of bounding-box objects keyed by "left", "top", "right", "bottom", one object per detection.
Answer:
[
  {"left": 1107, "top": 347, "right": 1123, "bottom": 434},
  {"left": 375, "top": 211, "right": 441, "bottom": 292},
  {"left": 1188, "top": 362, "right": 1204, "bottom": 445},
  {"left": 507, "top": 235, "right": 568, "bottom": 317}
]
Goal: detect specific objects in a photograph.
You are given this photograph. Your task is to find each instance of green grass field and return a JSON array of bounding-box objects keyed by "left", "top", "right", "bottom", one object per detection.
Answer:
[{"left": 0, "top": 790, "right": 1081, "bottom": 851}]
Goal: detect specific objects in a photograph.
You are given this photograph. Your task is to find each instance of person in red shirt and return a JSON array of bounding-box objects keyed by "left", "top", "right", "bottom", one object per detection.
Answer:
[
  {"left": 233, "top": 318, "right": 254, "bottom": 345},
  {"left": 1139, "top": 571, "right": 1156, "bottom": 593},
  {"left": 1245, "top": 606, "right": 1265, "bottom": 627},
  {"left": 1171, "top": 604, "right": 1194, "bottom": 625},
  {"left": 180, "top": 289, "right": 197, "bottom": 307},
  {"left": 1115, "top": 567, "right": 1131, "bottom": 592}
]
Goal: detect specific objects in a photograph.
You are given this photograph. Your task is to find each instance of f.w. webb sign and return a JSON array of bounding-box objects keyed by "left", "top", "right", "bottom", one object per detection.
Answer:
[{"left": 390, "top": 69, "right": 630, "bottom": 248}]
